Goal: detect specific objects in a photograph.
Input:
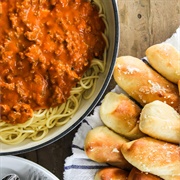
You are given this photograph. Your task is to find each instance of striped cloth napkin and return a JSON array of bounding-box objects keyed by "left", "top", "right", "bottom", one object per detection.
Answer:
[{"left": 63, "top": 26, "right": 180, "bottom": 180}]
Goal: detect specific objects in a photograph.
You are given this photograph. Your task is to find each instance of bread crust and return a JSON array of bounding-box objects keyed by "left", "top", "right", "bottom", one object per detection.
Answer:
[
  {"left": 146, "top": 43, "right": 180, "bottom": 84},
  {"left": 128, "top": 167, "right": 162, "bottom": 180},
  {"left": 84, "top": 126, "right": 132, "bottom": 170},
  {"left": 121, "top": 137, "right": 180, "bottom": 179},
  {"left": 94, "top": 167, "right": 129, "bottom": 180},
  {"left": 139, "top": 100, "right": 180, "bottom": 144},
  {"left": 100, "top": 92, "right": 145, "bottom": 140},
  {"left": 113, "top": 56, "right": 180, "bottom": 111}
]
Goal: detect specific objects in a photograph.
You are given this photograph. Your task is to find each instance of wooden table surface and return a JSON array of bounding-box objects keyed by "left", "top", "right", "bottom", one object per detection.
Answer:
[{"left": 18, "top": 0, "right": 180, "bottom": 179}]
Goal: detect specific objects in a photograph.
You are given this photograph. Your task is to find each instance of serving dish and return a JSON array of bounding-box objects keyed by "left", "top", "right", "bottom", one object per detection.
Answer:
[
  {"left": 0, "top": 155, "right": 59, "bottom": 180},
  {"left": 0, "top": 0, "right": 120, "bottom": 155}
]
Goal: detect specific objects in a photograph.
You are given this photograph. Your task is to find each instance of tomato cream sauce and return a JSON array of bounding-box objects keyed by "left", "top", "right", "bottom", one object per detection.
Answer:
[{"left": 0, "top": 0, "right": 105, "bottom": 124}]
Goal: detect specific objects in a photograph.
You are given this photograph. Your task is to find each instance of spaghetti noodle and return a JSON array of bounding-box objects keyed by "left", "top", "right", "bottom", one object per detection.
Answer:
[{"left": 0, "top": 0, "right": 109, "bottom": 145}]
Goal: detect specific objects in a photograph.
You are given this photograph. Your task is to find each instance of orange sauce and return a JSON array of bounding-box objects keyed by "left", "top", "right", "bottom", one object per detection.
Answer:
[{"left": 0, "top": 0, "right": 105, "bottom": 124}]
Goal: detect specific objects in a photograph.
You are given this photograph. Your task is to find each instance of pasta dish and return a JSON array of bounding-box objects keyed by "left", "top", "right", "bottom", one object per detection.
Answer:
[{"left": 0, "top": 0, "right": 109, "bottom": 145}]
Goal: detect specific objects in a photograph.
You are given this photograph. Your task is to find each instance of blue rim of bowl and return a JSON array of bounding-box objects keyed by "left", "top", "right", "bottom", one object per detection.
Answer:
[{"left": 0, "top": 0, "right": 120, "bottom": 155}]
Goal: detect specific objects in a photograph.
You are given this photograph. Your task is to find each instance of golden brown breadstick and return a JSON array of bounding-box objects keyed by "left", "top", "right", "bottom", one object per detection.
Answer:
[
  {"left": 146, "top": 43, "right": 180, "bottom": 84},
  {"left": 121, "top": 137, "right": 180, "bottom": 180},
  {"left": 100, "top": 92, "right": 145, "bottom": 140},
  {"left": 128, "top": 167, "right": 162, "bottom": 180},
  {"left": 113, "top": 56, "right": 180, "bottom": 111},
  {"left": 94, "top": 167, "right": 129, "bottom": 180},
  {"left": 139, "top": 100, "right": 180, "bottom": 144},
  {"left": 84, "top": 126, "right": 132, "bottom": 170},
  {"left": 160, "top": 175, "right": 180, "bottom": 180}
]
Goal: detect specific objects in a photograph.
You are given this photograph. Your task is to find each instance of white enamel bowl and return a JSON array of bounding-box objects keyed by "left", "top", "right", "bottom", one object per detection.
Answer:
[{"left": 0, "top": 0, "right": 120, "bottom": 155}]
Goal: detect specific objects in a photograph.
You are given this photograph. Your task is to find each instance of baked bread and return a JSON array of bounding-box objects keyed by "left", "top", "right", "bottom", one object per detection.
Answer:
[
  {"left": 160, "top": 175, "right": 180, "bottom": 180},
  {"left": 100, "top": 92, "right": 145, "bottom": 140},
  {"left": 94, "top": 167, "right": 129, "bottom": 180},
  {"left": 113, "top": 56, "right": 180, "bottom": 111},
  {"left": 128, "top": 167, "right": 162, "bottom": 180},
  {"left": 121, "top": 137, "right": 180, "bottom": 180},
  {"left": 84, "top": 126, "right": 132, "bottom": 170},
  {"left": 146, "top": 43, "right": 180, "bottom": 84},
  {"left": 139, "top": 100, "right": 180, "bottom": 144}
]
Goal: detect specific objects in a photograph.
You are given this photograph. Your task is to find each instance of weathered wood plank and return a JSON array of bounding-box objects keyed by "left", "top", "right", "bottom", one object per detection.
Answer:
[
  {"left": 118, "top": 0, "right": 151, "bottom": 58},
  {"left": 148, "top": 0, "right": 180, "bottom": 45},
  {"left": 118, "top": 0, "right": 180, "bottom": 58}
]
